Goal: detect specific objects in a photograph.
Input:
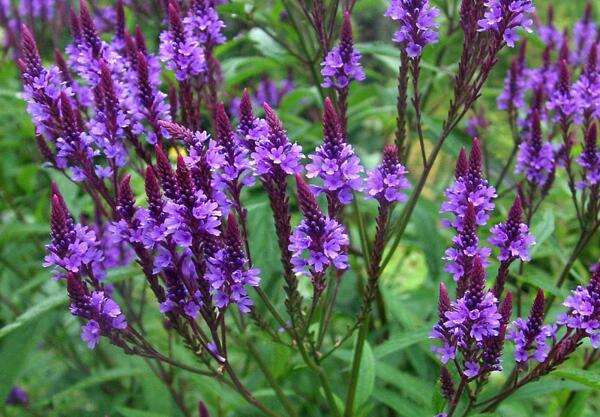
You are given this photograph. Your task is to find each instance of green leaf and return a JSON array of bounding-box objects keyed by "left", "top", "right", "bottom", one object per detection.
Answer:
[
  {"left": 553, "top": 368, "right": 600, "bottom": 390},
  {"left": 41, "top": 368, "right": 147, "bottom": 405},
  {"left": 372, "top": 389, "right": 426, "bottom": 417},
  {"left": 0, "top": 318, "right": 51, "bottom": 401},
  {"left": 117, "top": 407, "right": 169, "bottom": 417},
  {"left": 530, "top": 209, "right": 555, "bottom": 255},
  {"left": 559, "top": 391, "right": 589, "bottom": 417},
  {"left": 376, "top": 362, "right": 432, "bottom": 406},
  {"left": 354, "top": 341, "right": 375, "bottom": 409},
  {"left": 373, "top": 326, "right": 431, "bottom": 359},
  {"left": 0, "top": 293, "right": 67, "bottom": 339}
]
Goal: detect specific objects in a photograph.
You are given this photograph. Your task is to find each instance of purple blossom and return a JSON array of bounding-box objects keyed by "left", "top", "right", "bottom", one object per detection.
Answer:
[
  {"left": 497, "top": 42, "right": 527, "bottom": 111},
  {"left": 159, "top": 2, "right": 205, "bottom": 81},
  {"left": 571, "top": 3, "right": 597, "bottom": 66},
  {"left": 573, "top": 44, "right": 600, "bottom": 124},
  {"left": 5, "top": 386, "right": 29, "bottom": 406},
  {"left": 184, "top": 0, "right": 226, "bottom": 47},
  {"left": 441, "top": 139, "right": 496, "bottom": 229},
  {"left": 206, "top": 214, "right": 260, "bottom": 312},
  {"left": 576, "top": 124, "right": 600, "bottom": 189},
  {"left": 365, "top": 144, "right": 410, "bottom": 204},
  {"left": 385, "top": 0, "right": 440, "bottom": 58},
  {"left": 557, "top": 266, "right": 600, "bottom": 348},
  {"left": 43, "top": 193, "right": 104, "bottom": 277},
  {"left": 235, "top": 89, "right": 269, "bottom": 153},
  {"left": 489, "top": 196, "right": 535, "bottom": 262},
  {"left": 306, "top": 98, "right": 364, "bottom": 206},
  {"left": 507, "top": 290, "right": 554, "bottom": 363},
  {"left": 289, "top": 176, "right": 349, "bottom": 279},
  {"left": 547, "top": 60, "right": 577, "bottom": 122},
  {"left": 515, "top": 110, "right": 555, "bottom": 185},
  {"left": 477, "top": 0, "right": 535, "bottom": 48},
  {"left": 252, "top": 104, "right": 304, "bottom": 177},
  {"left": 536, "top": 6, "right": 563, "bottom": 48},
  {"left": 67, "top": 274, "right": 127, "bottom": 349},
  {"left": 321, "top": 11, "right": 365, "bottom": 88}
]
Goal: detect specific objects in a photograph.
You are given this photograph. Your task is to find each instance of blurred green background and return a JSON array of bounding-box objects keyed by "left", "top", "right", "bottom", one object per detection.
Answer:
[{"left": 0, "top": 1, "right": 598, "bottom": 416}]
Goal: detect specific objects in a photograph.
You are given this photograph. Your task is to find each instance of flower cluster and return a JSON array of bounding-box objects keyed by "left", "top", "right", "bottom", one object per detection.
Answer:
[
  {"left": 159, "top": 2, "right": 205, "bottom": 81},
  {"left": 289, "top": 176, "right": 349, "bottom": 284},
  {"left": 576, "top": 124, "right": 600, "bottom": 189},
  {"left": 384, "top": 0, "right": 440, "bottom": 58},
  {"left": 206, "top": 214, "right": 260, "bottom": 312},
  {"left": 478, "top": 0, "right": 535, "bottom": 47},
  {"left": 365, "top": 144, "right": 410, "bottom": 204},
  {"left": 515, "top": 110, "right": 555, "bottom": 185},
  {"left": 252, "top": 104, "right": 304, "bottom": 177},
  {"left": 321, "top": 11, "right": 365, "bottom": 89},
  {"left": 489, "top": 196, "right": 535, "bottom": 262},
  {"left": 306, "top": 98, "right": 364, "bottom": 208}
]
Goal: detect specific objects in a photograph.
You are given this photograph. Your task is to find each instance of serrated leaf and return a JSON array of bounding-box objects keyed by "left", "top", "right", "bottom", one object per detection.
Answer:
[{"left": 373, "top": 326, "right": 431, "bottom": 359}]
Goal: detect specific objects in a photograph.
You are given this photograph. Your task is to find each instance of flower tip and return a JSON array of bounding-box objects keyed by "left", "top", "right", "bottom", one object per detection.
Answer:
[
  {"left": 199, "top": 401, "right": 210, "bottom": 417},
  {"left": 456, "top": 147, "right": 468, "bottom": 178}
]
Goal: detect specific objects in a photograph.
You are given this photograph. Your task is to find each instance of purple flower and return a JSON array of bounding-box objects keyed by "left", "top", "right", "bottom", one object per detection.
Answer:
[
  {"left": 507, "top": 290, "right": 553, "bottom": 363},
  {"left": 252, "top": 104, "right": 303, "bottom": 177},
  {"left": 235, "top": 89, "right": 269, "bottom": 153},
  {"left": 385, "top": 0, "right": 440, "bottom": 58},
  {"left": 307, "top": 98, "right": 364, "bottom": 207},
  {"left": 547, "top": 60, "right": 577, "bottom": 122},
  {"left": 497, "top": 42, "right": 527, "bottom": 111},
  {"left": 576, "top": 124, "right": 600, "bottom": 189},
  {"left": 477, "top": 0, "right": 535, "bottom": 48},
  {"left": 159, "top": 2, "right": 205, "bottom": 81},
  {"left": 206, "top": 214, "right": 260, "bottom": 313},
  {"left": 556, "top": 266, "right": 600, "bottom": 348},
  {"left": 571, "top": 3, "right": 597, "bottom": 66},
  {"left": 536, "top": 6, "right": 563, "bottom": 48},
  {"left": 184, "top": 0, "right": 226, "bottom": 47},
  {"left": 6, "top": 386, "right": 29, "bottom": 406},
  {"left": 289, "top": 176, "right": 349, "bottom": 279},
  {"left": 43, "top": 192, "right": 104, "bottom": 277},
  {"left": 321, "top": 11, "right": 365, "bottom": 88},
  {"left": 67, "top": 274, "right": 127, "bottom": 349},
  {"left": 515, "top": 110, "right": 555, "bottom": 185},
  {"left": 365, "top": 144, "right": 410, "bottom": 204},
  {"left": 489, "top": 196, "right": 535, "bottom": 262},
  {"left": 440, "top": 139, "right": 497, "bottom": 229}
]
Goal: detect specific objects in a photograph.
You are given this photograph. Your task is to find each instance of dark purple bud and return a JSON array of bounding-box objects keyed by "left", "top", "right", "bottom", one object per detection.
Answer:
[
  {"left": 438, "top": 282, "right": 451, "bottom": 318},
  {"left": 158, "top": 121, "right": 194, "bottom": 144},
  {"left": 587, "top": 262, "right": 600, "bottom": 295},
  {"left": 198, "top": 401, "right": 210, "bottom": 417},
  {"left": 176, "top": 155, "right": 196, "bottom": 207},
  {"left": 66, "top": 272, "right": 88, "bottom": 307},
  {"left": 455, "top": 147, "right": 469, "bottom": 179},
  {"left": 20, "top": 26, "right": 42, "bottom": 76},
  {"left": 584, "top": 123, "right": 597, "bottom": 155},
  {"left": 117, "top": 176, "right": 136, "bottom": 221},
  {"left": 500, "top": 292, "right": 513, "bottom": 324},
  {"left": 558, "top": 60, "right": 571, "bottom": 94},
  {"left": 531, "top": 109, "right": 542, "bottom": 151},
  {"left": 237, "top": 89, "right": 255, "bottom": 137},
  {"left": 50, "top": 193, "right": 73, "bottom": 255},
  {"left": 135, "top": 26, "right": 148, "bottom": 55},
  {"left": 225, "top": 213, "right": 243, "bottom": 250},
  {"left": 36, "top": 135, "right": 55, "bottom": 164},
  {"left": 215, "top": 102, "right": 234, "bottom": 148},
  {"left": 584, "top": 2, "right": 593, "bottom": 23},
  {"left": 547, "top": 5, "right": 554, "bottom": 25},
  {"left": 323, "top": 97, "right": 342, "bottom": 145},
  {"left": 59, "top": 92, "right": 81, "bottom": 142},
  {"left": 145, "top": 167, "right": 165, "bottom": 220},
  {"left": 70, "top": 8, "right": 82, "bottom": 40},
  {"left": 466, "top": 254, "right": 485, "bottom": 305},
  {"left": 79, "top": 1, "right": 101, "bottom": 55},
  {"left": 559, "top": 30, "right": 570, "bottom": 63},
  {"left": 168, "top": 85, "right": 178, "bottom": 122},
  {"left": 155, "top": 145, "right": 179, "bottom": 200},
  {"left": 167, "top": 0, "right": 185, "bottom": 43},
  {"left": 586, "top": 43, "right": 598, "bottom": 75},
  {"left": 340, "top": 10, "right": 354, "bottom": 54},
  {"left": 524, "top": 289, "right": 545, "bottom": 340},
  {"left": 116, "top": 0, "right": 126, "bottom": 40},
  {"left": 295, "top": 175, "right": 324, "bottom": 227},
  {"left": 137, "top": 52, "right": 153, "bottom": 108},
  {"left": 263, "top": 103, "right": 286, "bottom": 147},
  {"left": 440, "top": 367, "right": 454, "bottom": 401},
  {"left": 517, "top": 39, "right": 527, "bottom": 67},
  {"left": 54, "top": 49, "right": 73, "bottom": 85},
  {"left": 507, "top": 195, "right": 523, "bottom": 227},
  {"left": 468, "top": 137, "right": 482, "bottom": 178}
]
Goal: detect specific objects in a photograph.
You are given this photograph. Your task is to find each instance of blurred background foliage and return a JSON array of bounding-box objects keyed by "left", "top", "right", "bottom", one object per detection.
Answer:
[{"left": 0, "top": 0, "right": 598, "bottom": 416}]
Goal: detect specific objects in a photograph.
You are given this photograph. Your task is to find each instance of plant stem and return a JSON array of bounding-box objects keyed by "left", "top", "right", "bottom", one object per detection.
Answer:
[{"left": 343, "top": 315, "right": 369, "bottom": 417}]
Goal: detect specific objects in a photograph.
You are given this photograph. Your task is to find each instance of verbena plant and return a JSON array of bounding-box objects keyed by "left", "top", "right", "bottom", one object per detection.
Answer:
[{"left": 4, "top": 0, "right": 599, "bottom": 416}]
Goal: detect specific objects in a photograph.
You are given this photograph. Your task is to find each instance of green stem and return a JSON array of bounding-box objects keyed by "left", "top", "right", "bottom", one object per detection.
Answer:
[
  {"left": 343, "top": 316, "right": 369, "bottom": 417},
  {"left": 247, "top": 341, "right": 299, "bottom": 417}
]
